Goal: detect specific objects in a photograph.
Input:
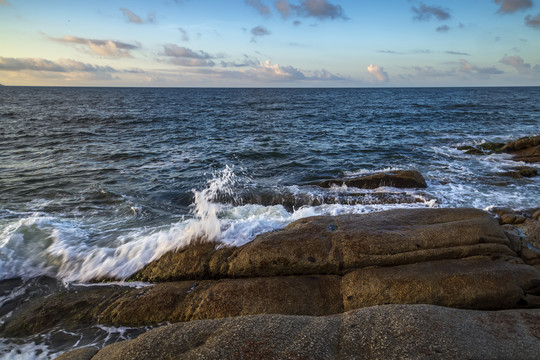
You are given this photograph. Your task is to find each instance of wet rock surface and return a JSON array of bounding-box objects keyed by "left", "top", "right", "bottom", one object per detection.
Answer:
[
  {"left": 458, "top": 136, "right": 540, "bottom": 163},
  {"left": 318, "top": 169, "right": 428, "bottom": 189}
]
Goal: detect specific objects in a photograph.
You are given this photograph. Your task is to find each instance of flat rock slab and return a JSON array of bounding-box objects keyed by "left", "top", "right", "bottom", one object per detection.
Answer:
[
  {"left": 136, "top": 208, "right": 515, "bottom": 281},
  {"left": 318, "top": 169, "right": 428, "bottom": 189},
  {"left": 4, "top": 256, "right": 539, "bottom": 337},
  {"left": 62, "top": 305, "right": 540, "bottom": 360}
]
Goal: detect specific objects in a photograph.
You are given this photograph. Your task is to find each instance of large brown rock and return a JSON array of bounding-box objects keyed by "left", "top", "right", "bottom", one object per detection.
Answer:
[
  {"left": 3, "top": 208, "right": 540, "bottom": 339},
  {"left": 318, "top": 170, "right": 427, "bottom": 189},
  {"left": 502, "top": 136, "right": 540, "bottom": 163},
  {"left": 227, "top": 208, "right": 514, "bottom": 277},
  {"left": 1, "top": 276, "right": 343, "bottom": 336},
  {"left": 63, "top": 305, "right": 540, "bottom": 360},
  {"left": 342, "top": 256, "right": 540, "bottom": 310}
]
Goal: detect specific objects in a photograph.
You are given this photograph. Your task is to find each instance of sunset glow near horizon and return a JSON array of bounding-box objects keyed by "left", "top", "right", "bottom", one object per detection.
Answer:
[{"left": 1, "top": 0, "right": 539, "bottom": 87}]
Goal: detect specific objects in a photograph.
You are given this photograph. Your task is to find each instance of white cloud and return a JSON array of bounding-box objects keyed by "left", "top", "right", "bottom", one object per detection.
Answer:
[
  {"left": 459, "top": 59, "right": 503, "bottom": 75},
  {"left": 499, "top": 54, "right": 537, "bottom": 74},
  {"left": 162, "top": 44, "right": 216, "bottom": 67},
  {"left": 51, "top": 36, "right": 139, "bottom": 58},
  {"left": 0, "top": 57, "right": 119, "bottom": 81},
  {"left": 367, "top": 64, "right": 389, "bottom": 82},
  {"left": 120, "top": 8, "right": 155, "bottom": 24}
]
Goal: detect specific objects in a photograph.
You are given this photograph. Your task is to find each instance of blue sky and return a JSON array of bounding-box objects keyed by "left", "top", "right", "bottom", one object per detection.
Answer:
[{"left": 1, "top": 0, "right": 539, "bottom": 86}]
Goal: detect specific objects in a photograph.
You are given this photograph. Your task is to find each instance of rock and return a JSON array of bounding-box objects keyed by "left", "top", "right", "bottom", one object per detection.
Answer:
[
  {"left": 3, "top": 208, "right": 540, "bottom": 338},
  {"left": 457, "top": 145, "right": 484, "bottom": 155},
  {"left": 500, "top": 213, "right": 527, "bottom": 225},
  {"left": 500, "top": 166, "right": 538, "bottom": 179},
  {"left": 227, "top": 208, "right": 513, "bottom": 278},
  {"left": 55, "top": 347, "right": 99, "bottom": 360},
  {"left": 502, "top": 136, "right": 540, "bottom": 163},
  {"left": 342, "top": 257, "right": 540, "bottom": 310},
  {"left": 318, "top": 170, "right": 427, "bottom": 189},
  {"left": 61, "top": 305, "right": 540, "bottom": 360},
  {"left": 517, "top": 219, "right": 540, "bottom": 249},
  {"left": 136, "top": 208, "right": 516, "bottom": 281},
  {"left": 502, "top": 136, "right": 540, "bottom": 152},
  {"left": 99, "top": 276, "right": 343, "bottom": 326},
  {"left": 0, "top": 285, "right": 131, "bottom": 337},
  {"left": 130, "top": 241, "right": 234, "bottom": 282},
  {"left": 457, "top": 142, "right": 505, "bottom": 155}
]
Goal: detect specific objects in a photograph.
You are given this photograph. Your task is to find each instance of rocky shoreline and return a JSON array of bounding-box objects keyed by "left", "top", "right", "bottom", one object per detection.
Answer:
[
  {"left": 1, "top": 136, "right": 539, "bottom": 359},
  {"left": 1, "top": 207, "right": 540, "bottom": 359}
]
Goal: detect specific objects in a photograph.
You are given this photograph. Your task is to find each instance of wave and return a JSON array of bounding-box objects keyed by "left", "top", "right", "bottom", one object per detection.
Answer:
[{"left": 0, "top": 166, "right": 439, "bottom": 283}]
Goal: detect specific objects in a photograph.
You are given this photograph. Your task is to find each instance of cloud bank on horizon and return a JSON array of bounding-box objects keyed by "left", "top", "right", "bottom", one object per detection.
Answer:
[{"left": 0, "top": 0, "right": 539, "bottom": 86}]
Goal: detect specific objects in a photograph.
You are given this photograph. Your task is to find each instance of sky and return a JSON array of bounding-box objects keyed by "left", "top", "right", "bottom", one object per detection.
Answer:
[{"left": 0, "top": 0, "right": 539, "bottom": 87}]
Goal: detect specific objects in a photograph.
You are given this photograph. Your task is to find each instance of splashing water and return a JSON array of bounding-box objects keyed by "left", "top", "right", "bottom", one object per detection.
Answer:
[{"left": 183, "top": 165, "right": 238, "bottom": 243}]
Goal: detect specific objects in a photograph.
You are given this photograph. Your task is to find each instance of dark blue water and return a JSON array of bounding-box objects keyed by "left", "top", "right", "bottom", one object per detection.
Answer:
[{"left": 0, "top": 87, "right": 539, "bottom": 358}]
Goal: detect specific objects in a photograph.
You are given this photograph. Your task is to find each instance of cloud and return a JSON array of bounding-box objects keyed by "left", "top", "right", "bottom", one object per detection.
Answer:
[
  {"left": 367, "top": 64, "right": 389, "bottom": 82},
  {"left": 251, "top": 25, "right": 271, "bottom": 36},
  {"left": 412, "top": 3, "right": 451, "bottom": 21},
  {"left": 493, "top": 0, "right": 532, "bottom": 14},
  {"left": 179, "top": 27, "right": 190, "bottom": 41},
  {"left": 499, "top": 54, "right": 535, "bottom": 73},
  {"left": 250, "top": 25, "right": 271, "bottom": 41},
  {"left": 436, "top": 25, "right": 450, "bottom": 32},
  {"left": 525, "top": 13, "right": 540, "bottom": 28},
  {"left": 120, "top": 8, "right": 155, "bottom": 24},
  {"left": 253, "top": 60, "right": 343, "bottom": 81},
  {"left": 410, "top": 66, "right": 454, "bottom": 78},
  {"left": 0, "top": 57, "right": 118, "bottom": 78},
  {"left": 446, "top": 51, "right": 470, "bottom": 56},
  {"left": 275, "top": 0, "right": 347, "bottom": 20},
  {"left": 162, "top": 44, "right": 216, "bottom": 66},
  {"left": 377, "top": 49, "right": 431, "bottom": 55},
  {"left": 245, "top": 0, "right": 271, "bottom": 15},
  {"left": 459, "top": 59, "right": 504, "bottom": 75},
  {"left": 51, "top": 35, "right": 139, "bottom": 58}
]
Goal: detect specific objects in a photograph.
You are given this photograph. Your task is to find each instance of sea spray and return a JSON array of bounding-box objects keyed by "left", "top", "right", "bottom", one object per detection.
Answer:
[{"left": 182, "top": 165, "right": 238, "bottom": 244}]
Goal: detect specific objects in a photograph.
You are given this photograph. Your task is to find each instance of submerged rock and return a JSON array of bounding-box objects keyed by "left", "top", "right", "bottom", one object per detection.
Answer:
[
  {"left": 318, "top": 169, "right": 427, "bottom": 189},
  {"left": 61, "top": 305, "right": 540, "bottom": 360},
  {"left": 500, "top": 166, "right": 538, "bottom": 179}
]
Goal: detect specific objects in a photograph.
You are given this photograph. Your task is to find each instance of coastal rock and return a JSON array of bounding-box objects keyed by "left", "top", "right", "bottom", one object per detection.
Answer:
[
  {"left": 457, "top": 142, "right": 505, "bottom": 155},
  {"left": 226, "top": 208, "right": 513, "bottom": 277},
  {"left": 342, "top": 257, "right": 540, "bottom": 310},
  {"left": 0, "top": 286, "right": 131, "bottom": 337},
  {"left": 3, "top": 208, "right": 540, "bottom": 338},
  {"left": 55, "top": 347, "right": 99, "bottom": 360},
  {"left": 458, "top": 136, "right": 540, "bottom": 163},
  {"left": 517, "top": 219, "right": 540, "bottom": 249},
  {"left": 100, "top": 275, "right": 342, "bottom": 326},
  {"left": 318, "top": 170, "right": 427, "bottom": 189},
  {"left": 136, "top": 208, "right": 519, "bottom": 281},
  {"left": 502, "top": 136, "right": 540, "bottom": 163},
  {"left": 500, "top": 166, "right": 538, "bottom": 179},
  {"left": 64, "top": 305, "right": 540, "bottom": 360}
]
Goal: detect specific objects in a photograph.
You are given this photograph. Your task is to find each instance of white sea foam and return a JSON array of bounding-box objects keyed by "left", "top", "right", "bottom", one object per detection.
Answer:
[{"left": 0, "top": 340, "right": 51, "bottom": 360}]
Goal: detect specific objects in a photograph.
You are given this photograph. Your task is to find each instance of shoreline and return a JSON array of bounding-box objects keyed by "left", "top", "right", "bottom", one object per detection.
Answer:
[{"left": 2, "top": 206, "right": 540, "bottom": 359}]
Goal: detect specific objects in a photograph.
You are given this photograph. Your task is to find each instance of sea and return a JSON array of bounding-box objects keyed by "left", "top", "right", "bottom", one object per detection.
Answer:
[{"left": 1, "top": 87, "right": 539, "bottom": 358}]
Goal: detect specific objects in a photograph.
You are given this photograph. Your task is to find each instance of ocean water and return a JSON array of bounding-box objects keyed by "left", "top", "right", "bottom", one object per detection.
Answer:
[{"left": 1, "top": 87, "right": 539, "bottom": 358}]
